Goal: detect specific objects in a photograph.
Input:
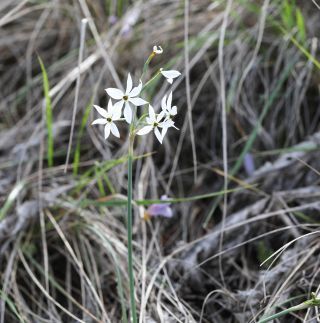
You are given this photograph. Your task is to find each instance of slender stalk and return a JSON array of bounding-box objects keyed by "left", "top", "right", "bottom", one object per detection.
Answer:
[
  {"left": 142, "top": 69, "right": 161, "bottom": 91},
  {"left": 141, "top": 52, "right": 155, "bottom": 79},
  {"left": 127, "top": 135, "right": 137, "bottom": 323},
  {"left": 258, "top": 297, "right": 320, "bottom": 323}
]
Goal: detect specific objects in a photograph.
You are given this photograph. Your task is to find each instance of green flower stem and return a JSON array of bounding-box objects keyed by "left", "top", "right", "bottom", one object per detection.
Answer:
[
  {"left": 127, "top": 134, "right": 137, "bottom": 323},
  {"left": 142, "top": 69, "right": 161, "bottom": 92},
  {"left": 141, "top": 52, "right": 156, "bottom": 80}
]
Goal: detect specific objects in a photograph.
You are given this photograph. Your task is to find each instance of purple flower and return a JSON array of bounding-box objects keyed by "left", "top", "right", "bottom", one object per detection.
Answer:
[
  {"left": 244, "top": 153, "right": 255, "bottom": 176},
  {"left": 109, "top": 15, "right": 117, "bottom": 26},
  {"left": 145, "top": 195, "right": 173, "bottom": 219}
]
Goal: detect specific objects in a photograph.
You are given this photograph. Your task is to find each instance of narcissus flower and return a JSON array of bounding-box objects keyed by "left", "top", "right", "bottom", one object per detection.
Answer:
[
  {"left": 92, "top": 100, "right": 121, "bottom": 139},
  {"left": 161, "top": 91, "right": 177, "bottom": 118},
  {"left": 137, "top": 105, "right": 173, "bottom": 144},
  {"left": 160, "top": 68, "right": 181, "bottom": 84},
  {"left": 105, "top": 73, "right": 148, "bottom": 124}
]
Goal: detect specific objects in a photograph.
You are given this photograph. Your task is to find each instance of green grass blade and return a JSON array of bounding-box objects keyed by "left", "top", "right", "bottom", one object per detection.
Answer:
[
  {"left": 281, "top": 0, "right": 295, "bottom": 29},
  {"left": 258, "top": 296, "right": 320, "bottom": 323},
  {"left": 78, "top": 187, "right": 246, "bottom": 208},
  {"left": 95, "top": 165, "right": 106, "bottom": 196},
  {"left": 0, "top": 291, "right": 25, "bottom": 322},
  {"left": 295, "top": 8, "right": 306, "bottom": 43},
  {"left": 38, "top": 56, "right": 54, "bottom": 167}
]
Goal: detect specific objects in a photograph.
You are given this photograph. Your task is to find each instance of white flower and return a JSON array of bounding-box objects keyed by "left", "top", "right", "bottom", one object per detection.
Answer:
[
  {"left": 160, "top": 68, "right": 181, "bottom": 84},
  {"left": 153, "top": 45, "right": 163, "bottom": 54},
  {"left": 137, "top": 105, "right": 177, "bottom": 144},
  {"left": 160, "top": 118, "right": 178, "bottom": 139},
  {"left": 161, "top": 91, "right": 177, "bottom": 118},
  {"left": 92, "top": 100, "right": 121, "bottom": 139},
  {"left": 105, "top": 73, "right": 148, "bottom": 124}
]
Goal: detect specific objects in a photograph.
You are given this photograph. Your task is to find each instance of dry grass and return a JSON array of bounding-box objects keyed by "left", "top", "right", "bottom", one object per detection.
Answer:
[{"left": 1, "top": 0, "right": 320, "bottom": 322}]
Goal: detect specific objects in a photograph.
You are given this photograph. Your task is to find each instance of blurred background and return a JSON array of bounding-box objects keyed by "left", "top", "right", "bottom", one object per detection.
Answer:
[{"left": 1, "top": 0, "right": 320, "bottom": 322}]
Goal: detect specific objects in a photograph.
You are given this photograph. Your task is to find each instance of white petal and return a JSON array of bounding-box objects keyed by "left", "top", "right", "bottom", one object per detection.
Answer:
[
  {"left": 167, "top": 78, "right": 173, "bottom": 84},
  {"left": 171, "top": 105, "right": 177, "bottom": 115},
  {"left": 126, "top": 73, "right": 133, "bottom": 94},
  {"left": 161, "top": 94, "right": 167, "bottom": 111},
  {"left": 110, "top": 122, "right": 120, "bottom": 137},
  {"left": 107, "top": 99, "right": 114, "bottom": 114},
  {"left": 161, "top": 119, "right": 174, "bottom": 128},
  {"left": 129, "top": 80, "right": 142, "bottom": 97},
  {"left": 161, "top": 70, "right": 181, "bottom": 79},
  {"left": 162, "top": 126, "right": 168, "bottom": 138},
  {"left": 161, "top": 119, "right": 178, "bottom": 130},
  {"left": 154, "top": 127, "right": 163, "bottom": 144},
  {"left": 104, "top": 123, "right": 111, "bottom": 139},
  {"left": 112, "top": 101, "right": 123, "bottom": 120},
  {"left": 167, "top": 91, "right": 172, "bottom": 108},
  {"left": 148, "top": 105, "right": 156, "bottom": 122},
  {"left": 156, "top": 111, "right": 165, "bottom": 122},
  {"left": 92, "top": 118, "right": 107, "bottom": 125},
  {"left": 137, "top": 125, "right": 153, "bottom": 136},
  {"left": 124, "top": 103, "right": 132, "bottom": 124},
  {"left": 106, "top": 88, "right": 123, "bottom": 99},
  {"left": 129, "top": 97, "right": 148, "bottom": 106},
  {"left": 93, "top": 105, "right": 108, "bottom": 118}
]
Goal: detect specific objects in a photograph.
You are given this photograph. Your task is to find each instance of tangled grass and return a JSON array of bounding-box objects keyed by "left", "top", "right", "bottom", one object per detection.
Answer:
[{"left": 1, "top": 0, "right": 320, "bottom": 322}]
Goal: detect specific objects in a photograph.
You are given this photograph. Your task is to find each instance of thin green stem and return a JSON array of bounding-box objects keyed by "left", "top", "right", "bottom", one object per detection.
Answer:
[
  {"left": 258, "top": 297, "right": 320, "bottom": 323},
  {"left": 142, "top": 69, "right": 161, "bottom": 92},
  {"left": 141, "top": 52, "right": 155, "bottom": 80},
  {"left": 127, "top": 135, "right": 137, "bottom": 323}
]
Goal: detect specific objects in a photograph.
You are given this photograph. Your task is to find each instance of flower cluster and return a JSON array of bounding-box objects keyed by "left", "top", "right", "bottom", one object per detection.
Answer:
[{"left": 92, "top": 51, "right": 181, "bottom": 144}]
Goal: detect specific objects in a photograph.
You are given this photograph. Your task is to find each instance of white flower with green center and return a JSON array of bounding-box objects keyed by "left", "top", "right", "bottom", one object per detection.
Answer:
[
  {"left": 160, "top": 68, "right": 181, "bottom": 84},
  {"left": 161, "top": 91, "right": 177, "bottom": 118},
  {"left": 137, "top": 105, "right": 177, "bottom": 144},
  {"left": 105, "top": 73, "right": 148, "bottom": 124},
  {"left": 92, "top": 100, "right": 121, "bottom": 139}
]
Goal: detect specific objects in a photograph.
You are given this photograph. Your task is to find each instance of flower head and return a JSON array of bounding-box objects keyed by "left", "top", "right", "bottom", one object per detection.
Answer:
[
  {"left": 160, "top": 68, "right": 181, "bottom": 84},
  {"left": 153, "top": 45, "right": 163, "bottom": 55},
  {"left": 92, "top": 100, "right": 121, "bottom": 139},
  {"left": 105, "top": 73, "right": 148, "bottom": 124},
  {"left": 137, "top": 105, "right": 178, "bottom": 144},
  {"left": 161, "top": 91, "right": 177, "bottom": 118},
  {"left": 144, "top": 195, "right": 173, "bottom": 220},
  {"left": 137, "top": 105, "right": 168, "bottom": 144}
]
